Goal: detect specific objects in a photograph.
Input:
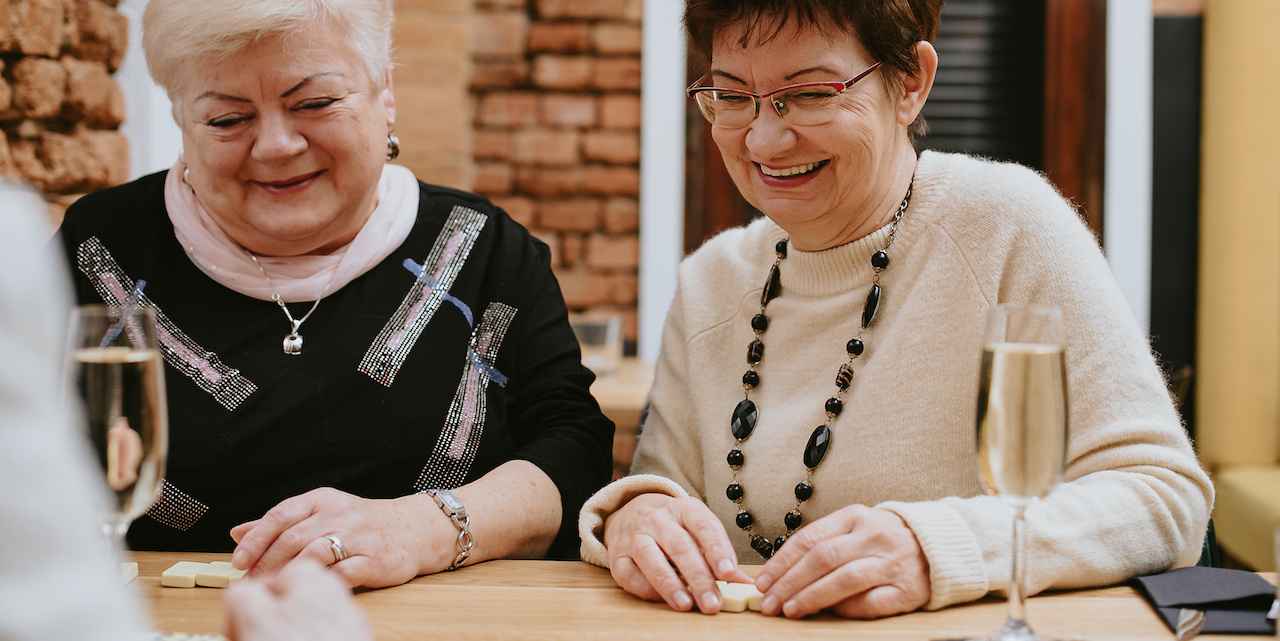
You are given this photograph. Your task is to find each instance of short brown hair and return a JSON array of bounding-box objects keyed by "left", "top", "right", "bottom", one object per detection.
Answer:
[{"left": 684, "top": 0, "right": 945, "bottom": 138}]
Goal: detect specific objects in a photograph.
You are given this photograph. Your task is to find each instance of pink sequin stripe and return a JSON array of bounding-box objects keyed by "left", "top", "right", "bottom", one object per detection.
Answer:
[
  {"left": 77, "top": 237, "right": 257, "bottom": 411},
  {"left": 359, "top": 206, "right": 488, "bottom": 387},
  {"left": 414, "top": 302, "right": 517, "bottom": 492}
]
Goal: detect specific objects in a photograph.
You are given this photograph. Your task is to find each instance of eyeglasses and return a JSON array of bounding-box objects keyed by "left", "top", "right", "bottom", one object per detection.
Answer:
[{"left": 687, "top": 61, "right": 883, "bottom": 129}]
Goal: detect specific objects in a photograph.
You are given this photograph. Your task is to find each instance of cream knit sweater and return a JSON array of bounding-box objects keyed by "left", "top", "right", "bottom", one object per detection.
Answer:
[{"left": 578, "top": 151, "right": 1213, "bottom": 610}]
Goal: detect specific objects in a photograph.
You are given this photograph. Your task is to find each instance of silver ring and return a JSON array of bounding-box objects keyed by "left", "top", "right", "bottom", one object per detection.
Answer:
[{"left": 324, "top": 534, "right": 348, "bottom": 564}]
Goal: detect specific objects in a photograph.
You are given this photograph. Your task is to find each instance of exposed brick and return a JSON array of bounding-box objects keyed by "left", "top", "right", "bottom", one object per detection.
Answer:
[
  {"left": 472, "top": 161, "right": 514, "bottom": 195},
  {"left": 475, "top": 0, "right": 526, "bottom": 8},
  {"left": 490, "top": 195, "right": 535, "bottom": 227},
  {"left": 61, "top": 58, "right": 123, "bottom": 126},
  {"left": 538, "top": 198, "right": 600, "bottom": 232},
  {"left": 600, "top": 93, "right": 641, "bottom": 129},
  {"left": 515, "top": 166, "right": 578, "bottom": 197},
  {"left": 0, "top": 76, "right": 12, "bottom": 118},
  {"left": 610, "top": 273, "right": 638, "bottom": 305},
  {"left": 554, "top": 269, "right": 611, "bottom": 308},
  {"left": 472, "top": 10, "right": 528, "bottom": 57},
  {"left": 473, "top": 129, "right": 511, "bottom": 160},
  {"left": 530, "top": 228, "right": 561, "bottom": 267},
  {"left": 0, "top": 2, "right": 11, "bottom": 49},
  {"left": 535, "top": 0, "right": 628, "bottom": 20},
  {"left": 561, "top": 232, "right": 584, "bottom": 266},
  {"left": 10, "top": 0, "right": 63, "bottom": 57},
  {"left": 513, "top": 128, "right": 579, "bottom": 165},
  {"left": 10, "top": 126, "right": 127, "bottom": 193},
  {"left": 581, "top": 165, "right": 639, "bottom": 196},
  {"left": 471, "top": 59, "right": 530, "bottom": 88},
  {"left": 603, "top": 197, "right": 639, "bottom": 234},
  {"left": 0, "top": 134, "right": 13, "bottom": 177},
  {"left": 72, "top": 0, "right": 128, "bottom": 71},
  {"left": 587, "top": 234, "right": 639, "bottom": 270},
  {"left": 622, "top": 0, "right": 642, "bottom": 23},
  {"left": 476, "top": 91, "right": 538, "bottom": 127},
  {"left": 532, "top": 55, "right": 592, "bottom": 90},
  {"left": 10, "top": 57, "right": 67, "bottom": 118},
  {"left": 528, "top": 22, "right": 589, "bottom": 53},
  {"left": 593, "top": 57, "right": 642, "bottom": 90},
  {"left": 539, "top": 93, "right": 595, "bottom": 128},
  {"left": 583, "top": 130, "right": 639, "bottom": 164},
  {"left": 592, "top": 23, "right": 642, "bottom": 55}
]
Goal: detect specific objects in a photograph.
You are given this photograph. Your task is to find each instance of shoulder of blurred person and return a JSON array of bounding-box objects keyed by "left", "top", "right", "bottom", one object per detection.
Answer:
[{"left": 0, "top": 181, "right": 146, "bottom": 641}]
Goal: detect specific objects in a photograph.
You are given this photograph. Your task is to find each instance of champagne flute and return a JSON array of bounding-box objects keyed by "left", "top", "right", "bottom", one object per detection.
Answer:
[
  {"left": 976, "top": 304, "right": 1068, "bottom": 641},
  {"left": 66, "top": 304, "right": 168, "bottom": 553}
]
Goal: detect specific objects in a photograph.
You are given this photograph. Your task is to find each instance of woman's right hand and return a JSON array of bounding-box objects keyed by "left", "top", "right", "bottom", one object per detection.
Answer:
[{"left": 603, "top": 493, "right": 752, "bottom": 614}]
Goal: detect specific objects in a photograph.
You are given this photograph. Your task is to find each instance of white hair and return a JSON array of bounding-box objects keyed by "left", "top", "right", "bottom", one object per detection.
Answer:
[{"left": 142, "top": 0, "right": 393, "bottom": 105}]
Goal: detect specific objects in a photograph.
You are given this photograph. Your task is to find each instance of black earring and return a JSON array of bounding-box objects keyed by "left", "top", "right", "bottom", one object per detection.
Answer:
[{"left": 386, "top": 133, "right": 400, "bottom": 162}]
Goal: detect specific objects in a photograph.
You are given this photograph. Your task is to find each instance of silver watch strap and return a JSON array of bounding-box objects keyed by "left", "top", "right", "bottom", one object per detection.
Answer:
[{"left": 427, "top": 489, "right": 473, "bottom": 570}]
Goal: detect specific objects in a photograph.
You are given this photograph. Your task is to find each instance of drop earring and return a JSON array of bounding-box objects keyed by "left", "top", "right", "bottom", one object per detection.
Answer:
[{"left": 386, "top": 129, "right": 400, "bottom": 162}]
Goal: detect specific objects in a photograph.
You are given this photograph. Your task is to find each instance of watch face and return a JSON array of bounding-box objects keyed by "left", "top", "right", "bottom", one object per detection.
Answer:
[{"left": 438, "top": 491, "right": 466, "bottom": 513}]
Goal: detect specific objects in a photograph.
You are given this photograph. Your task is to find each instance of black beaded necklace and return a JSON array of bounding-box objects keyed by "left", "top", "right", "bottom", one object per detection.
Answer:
[{"left": 726, "top": 182, "right": 912, "bottom": 560}]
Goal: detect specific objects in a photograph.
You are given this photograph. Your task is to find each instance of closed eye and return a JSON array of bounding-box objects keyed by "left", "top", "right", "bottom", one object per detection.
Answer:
[
  {"left": 296, "top": 97, "right": 338, "bottom": 111},
  {"left": 209, "top": 115, "right": 251, "bottom": 128}
]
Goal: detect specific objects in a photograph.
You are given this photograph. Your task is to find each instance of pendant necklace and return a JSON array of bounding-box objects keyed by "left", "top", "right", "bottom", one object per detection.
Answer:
[
  {"left": 726, "top": 180, "right": 912, "bottom": 560},
  {"left": 247, "top": 252, "right": 329, "bottom": 356}
]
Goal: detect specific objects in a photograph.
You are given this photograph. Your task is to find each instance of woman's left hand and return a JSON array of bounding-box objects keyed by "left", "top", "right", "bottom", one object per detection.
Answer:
[
  {"left": 754, "top": 504, "right": 931, "bottom": 619},
  {"left": 230, "top": 487, "right": 454, "bottom": 588}
]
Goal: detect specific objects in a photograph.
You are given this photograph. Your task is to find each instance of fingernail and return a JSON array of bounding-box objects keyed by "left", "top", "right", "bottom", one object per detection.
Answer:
[
  {"left": 701, "top": 591, "right": 721, "bottom": 611},
  {"left": 673, "top": 591, "right": 693, "bottom": 610},
  {"left": 761, "top": 595, "right": 778, "bottom": 614},
  {"left": 757, "top": 573, "right": 773, "bottom": 591},
  {"left": 231, "top": 551, "right": 245, "bottom": 568},
  {"left": 783, "top": 599, "right": 799, "bottom": 617},
  {"left": 717, "top": 558, "right": 735, "bottom": 575}
]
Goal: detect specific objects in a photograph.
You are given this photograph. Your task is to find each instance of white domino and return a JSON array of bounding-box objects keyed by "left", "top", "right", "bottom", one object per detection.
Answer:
[
  {"left": 161, "top": 562, "right": 209, "bottom": 588},
  {"left": 196, "top": 563, "right": 246, "bottom": 588},
  {"left": 716, "top": 580, "right": 764, "bottom": 613},
  {"left": 122, "top": 562, "right": 139, "bottom": 585}
]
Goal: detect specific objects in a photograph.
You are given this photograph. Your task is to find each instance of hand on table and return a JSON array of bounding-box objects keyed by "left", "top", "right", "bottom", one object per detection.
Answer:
[
  {"left": 603, "top": 493, "right": 753, "bottom": 615},
  {"left": 754, "top": 504, "right": 930, "bottom": 619},
  {"left": 230, "top": 487, "right": 453, "bottom": 588},
  {"left": 224, "top": 559, "right": 371, "bottom": 641}
]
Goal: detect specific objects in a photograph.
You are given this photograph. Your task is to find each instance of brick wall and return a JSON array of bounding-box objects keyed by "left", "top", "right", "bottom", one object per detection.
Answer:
[
  {"left": 1, "top": 0, "right": 130, "bottom": 223},
  {"left": 472, "top": 0, "right": 643, "bottom": 346}
]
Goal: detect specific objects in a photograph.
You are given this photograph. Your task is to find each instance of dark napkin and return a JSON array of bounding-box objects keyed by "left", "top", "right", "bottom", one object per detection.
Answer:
[{"left": 1131, "top": 567, "right": 1277, "bottom": 635}]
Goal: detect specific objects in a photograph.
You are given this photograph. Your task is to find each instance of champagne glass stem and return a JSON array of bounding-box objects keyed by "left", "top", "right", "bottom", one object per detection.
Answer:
[
  {"left": 102, "top": 517, "right": 129, "bottom": 559},
  {"left": 1000, "top": 503, "right": 1032, "bottom": 638}
]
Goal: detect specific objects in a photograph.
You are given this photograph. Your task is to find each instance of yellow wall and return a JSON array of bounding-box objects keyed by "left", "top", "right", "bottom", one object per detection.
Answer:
[{"left": 1196, "top": 0, "right": 1280, "bottom": 467}]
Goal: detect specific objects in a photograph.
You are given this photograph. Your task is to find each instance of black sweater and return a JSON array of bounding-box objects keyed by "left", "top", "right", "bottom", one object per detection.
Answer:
[{"left": 58, "top": 171, "right": 614, "bottom": 557}]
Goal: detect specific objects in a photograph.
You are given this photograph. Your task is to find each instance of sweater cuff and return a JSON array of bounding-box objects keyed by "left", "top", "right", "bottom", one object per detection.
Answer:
[
  {"left": 877, "top": 500, "right": 989, "bottom": 609},
  {"left": 578, "top": 474, "right": 690, "bottom": 568}
]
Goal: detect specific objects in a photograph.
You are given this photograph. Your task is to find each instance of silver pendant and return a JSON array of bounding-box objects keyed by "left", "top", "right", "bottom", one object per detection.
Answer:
[{"left": 283, "top": 332, "right": 303, "bottom": 355}]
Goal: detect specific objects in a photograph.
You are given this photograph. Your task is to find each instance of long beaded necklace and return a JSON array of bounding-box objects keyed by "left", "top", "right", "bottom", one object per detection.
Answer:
[{"left": 726, "top": 181, "right": 912, "bottom": 560}]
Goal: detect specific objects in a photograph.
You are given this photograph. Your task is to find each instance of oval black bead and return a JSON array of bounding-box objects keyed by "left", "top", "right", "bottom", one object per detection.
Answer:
[
  {"left": 736, "top": 511, "right": 754, "bottom": 529},
  {"left": 730, "top": 399, "right": 757, "bottom": 440},
  {"left": 726, "top": 483, "right": 743, "bottom": 501},
  {"left": 751, "top": 534, "right": 774, "bottom": 559},
  {"left": 871, "top": 250, "right": 890, "bottom": 270},
  {"left": 835, "top": 363, "right": 854, "bottom": 390},
  {"left": 794, "top": 481, "right": 813, "bottom": 501},
  {"left": 784, "top": 510, "right": 803, "bottom": 530},
  {"left": 761, "top": 265, "right": 782, "bottom": 306},
  {"left": 862, "top": 283, "right": 881, "bottom": 328},
  {"left": 846, "top": 338, "right": 864, "bottom": 356},
  {"left": 825, "top": 397, "right": 843, "bottom": 416},
  {"left": 742, "top": 370, "right": 760, "bottom": 389},
  {"left": 775, "top": 239, "right": 789, "bottom": 258},
  {"left": 751, "top": 313, "right": 769, "bottom": 332},
  {"left": 804, "top": 425, "right": 831, "bottom": 468},
  {"left": 774, "top": 536, "right": 787, "bottom": 552},
  {"left": 746, "top": 339, "right": 764, "bottom": 364}
]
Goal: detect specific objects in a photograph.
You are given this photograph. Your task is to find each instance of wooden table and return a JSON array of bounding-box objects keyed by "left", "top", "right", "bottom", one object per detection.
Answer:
[{"left": 130, "top": 552, "right": 1274, "bottom": 640}]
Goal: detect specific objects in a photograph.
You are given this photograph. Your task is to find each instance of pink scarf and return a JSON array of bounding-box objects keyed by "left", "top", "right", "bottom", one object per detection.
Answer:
[{"left": 165, "top": 160, "right": 420, "bottom": 303}]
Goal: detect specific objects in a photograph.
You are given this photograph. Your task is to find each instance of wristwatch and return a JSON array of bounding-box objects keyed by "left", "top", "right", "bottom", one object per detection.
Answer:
[{"left": 426, "top": 489, "right": 473, "bottom": 570}]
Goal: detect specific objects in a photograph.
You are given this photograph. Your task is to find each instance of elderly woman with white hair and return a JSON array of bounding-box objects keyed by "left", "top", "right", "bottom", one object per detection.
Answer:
[{"left": 56, "top": 0, "right": 613, "bottom": 588}]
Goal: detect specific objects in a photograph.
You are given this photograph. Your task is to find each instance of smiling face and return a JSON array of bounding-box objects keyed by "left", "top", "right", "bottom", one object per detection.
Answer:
[
  {"left": 177, "top": 20, "right": 395, "bottom": 257},
  {"left": 709, "top": 22, "right": 926, "bottom": 250}
]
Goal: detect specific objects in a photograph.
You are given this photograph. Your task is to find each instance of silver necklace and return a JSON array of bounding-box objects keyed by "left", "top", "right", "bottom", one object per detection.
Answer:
[{"left": 247, "top": 252, "right": 326, "bottom": 356}]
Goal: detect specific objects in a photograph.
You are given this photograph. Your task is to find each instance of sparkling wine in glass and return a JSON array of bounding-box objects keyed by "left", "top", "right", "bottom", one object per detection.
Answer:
[
  {"left": 975, "top": 304, "right": 1067, "bottom": 641},
  {"left": 67, "top": 304, "right": 168, "bottom": 553}
]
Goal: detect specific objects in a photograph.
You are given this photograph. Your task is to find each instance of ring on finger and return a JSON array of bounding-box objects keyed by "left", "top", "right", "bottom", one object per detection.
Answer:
[{"left": 323, "top": 534, "right": 349, "bottom": 564}]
